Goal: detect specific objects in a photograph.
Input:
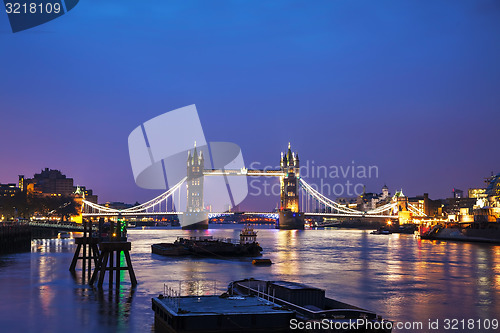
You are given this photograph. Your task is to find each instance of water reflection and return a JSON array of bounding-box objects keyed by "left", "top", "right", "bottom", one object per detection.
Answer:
[
  {"left": 1, "top": 227, "right": 500, "bottom": 332},
  {"left": 274, "top": 230, "right": 300, "bottom": 276},
  {"left": 0, "top": 256, "right": 15, "bottom": 269},
  {"left": 95, "top": 287, "right": 135, "bottom": 329}
]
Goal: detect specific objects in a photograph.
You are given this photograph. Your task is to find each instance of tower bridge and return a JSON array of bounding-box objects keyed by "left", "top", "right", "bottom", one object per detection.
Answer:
[{"left": 82, "top": 143, "right": 425, "bottom": 229}]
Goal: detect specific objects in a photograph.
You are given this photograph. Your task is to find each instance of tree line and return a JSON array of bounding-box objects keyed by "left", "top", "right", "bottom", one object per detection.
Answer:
[{"left": 0, "top": 192, "right": 78, "bottom": 221}]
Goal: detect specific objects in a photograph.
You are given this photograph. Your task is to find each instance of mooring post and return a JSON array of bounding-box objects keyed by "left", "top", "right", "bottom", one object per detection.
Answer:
[{"left": 82, "top": 219, "right": 87, "bottom": 277}]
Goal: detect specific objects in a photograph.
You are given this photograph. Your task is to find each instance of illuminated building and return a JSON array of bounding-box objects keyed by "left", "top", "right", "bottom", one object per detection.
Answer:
[
  {"left": 0, "top": 183, "right": 19, "bottom": 198},
  {"left": 468, "top": 188, "right": 487, "bottom": 199},
  {"left": 17, "top": 169, "right": 98, "bottom": 223},
  {"left": 381, "top": 184, "right": 389, "bottom": 199},
  {"left": 19, "top": 169, "right": 97, "bottom": 202},
  {"left": 486, "top": 172, "right": 500, "bottom": 204},
  {"left": 76, "top": 186, "right": 98, "bottom": 204},
  {"left": 19, "top": 168, "right": 74, "bottom": 196},
  {"left": 407, "top": 193, "right": 441, "bottom": 217},
  {"left": 0, "top": 184, "right": 21, "bottom": 221},
  {"left": 356, "top": 184, "right": 392, "bottom": 211},
  {"left": 468, "top": 173, "right": 500, "bottom": 222},
  {"left": 392, "top": 190, "right": 443, "bottom": 223},
  {"left": 445, "top": 197, "right": 476, "bottom": 216}
]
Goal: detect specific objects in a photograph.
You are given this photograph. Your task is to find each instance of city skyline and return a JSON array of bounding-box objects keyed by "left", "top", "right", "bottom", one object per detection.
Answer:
[
  {"left": 0, "top": 157, "right": 492, "bottom": 210},
  {"left": 1, "top": 1, "right": 499, "bottom": 210},
  {"left": 1, "top": 3, "right": 500, "bottom": 332}
]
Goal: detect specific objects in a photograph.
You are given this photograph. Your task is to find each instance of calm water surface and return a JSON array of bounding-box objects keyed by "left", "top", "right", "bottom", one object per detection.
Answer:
[{"left": 1, "top": 225, "right": 499, "bottom": 332}]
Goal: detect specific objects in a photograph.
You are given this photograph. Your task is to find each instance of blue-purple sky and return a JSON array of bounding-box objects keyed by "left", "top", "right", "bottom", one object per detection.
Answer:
[{"left": 1, "top": 1, "right": 499, "bottom": 211}]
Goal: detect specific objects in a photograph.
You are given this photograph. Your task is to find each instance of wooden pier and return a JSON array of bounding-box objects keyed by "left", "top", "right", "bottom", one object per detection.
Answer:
[
  {"left": 69, "top": 219, "right": 100, "bottom": 281},
  {"left": 89, "top": 218, "right": 137, "bottom": 288}
]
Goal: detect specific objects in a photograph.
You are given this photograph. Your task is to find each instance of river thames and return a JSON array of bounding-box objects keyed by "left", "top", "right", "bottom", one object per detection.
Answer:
[{"left": 0, "top": 225, "right": 499, "bottom": 332}]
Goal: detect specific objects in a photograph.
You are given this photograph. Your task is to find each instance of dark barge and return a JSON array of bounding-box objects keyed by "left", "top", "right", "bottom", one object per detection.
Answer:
[
  {"left": 152, "top": 278, "right": 392, "bottom": 332},
  {"left": 151, "top": 227, "right": 262, "bottom": 257}
]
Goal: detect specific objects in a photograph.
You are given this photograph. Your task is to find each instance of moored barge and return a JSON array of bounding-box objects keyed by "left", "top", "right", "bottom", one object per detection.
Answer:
[
  {"left": 151, "top": 227, "right": 262, "bottom": 257},
  {"left": 152, "top": 278, "right": 392, "bottom": 332},
  {"left": 419, "top": 220, "right": 500, "bottom": 243}
]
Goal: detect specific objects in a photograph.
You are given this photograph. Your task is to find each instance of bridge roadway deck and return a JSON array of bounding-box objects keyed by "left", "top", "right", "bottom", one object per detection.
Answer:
[
  {"left": 82, "top": 211, "right": 396, "bottom": 218},
  {"left": 203, "top": 169, "right": 285, "bottom": 176}
]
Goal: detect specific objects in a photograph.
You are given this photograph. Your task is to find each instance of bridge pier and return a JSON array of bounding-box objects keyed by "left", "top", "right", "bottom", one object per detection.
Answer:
[
  {"left": 278, "top": 211, "right": 305, "bottom": 230},
  {"left": 182, "top": 212, "right": 209, "bottom": 230}
]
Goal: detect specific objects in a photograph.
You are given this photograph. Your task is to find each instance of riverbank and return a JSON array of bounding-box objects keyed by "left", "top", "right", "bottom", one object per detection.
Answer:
[{"left": 0, "top": 223, "right": 31, "bottom": 254}]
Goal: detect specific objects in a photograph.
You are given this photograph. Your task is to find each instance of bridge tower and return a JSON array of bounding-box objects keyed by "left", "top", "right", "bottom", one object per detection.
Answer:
[
  {"left": 395, "top": 190, "right": 411, "bottom": 224},
  {"left": 278, "top": 143, "right": 305, "bottom": 229},
  {"left": 183, "top": 143, "right": 208, "bottom": 229}
]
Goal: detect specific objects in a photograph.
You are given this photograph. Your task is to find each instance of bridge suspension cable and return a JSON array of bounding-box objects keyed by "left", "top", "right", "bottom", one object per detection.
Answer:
[
  {"left": 299, "top": 178, "right": 364, "bottom": 214},
  {"left": 81, "top": 171, "right": 408, "bottom": 218},
  {"left": 407, "top": 202, "right": 427, "bottom": 217},
  {"left": 299, "top": 178, "right": 397, "bottom": 216},
  {"left": 82, "top": 177, "right": 186, "bottom": 216},
  {"left": 362, "top": 201, "right": 398, "bottom": 215}
]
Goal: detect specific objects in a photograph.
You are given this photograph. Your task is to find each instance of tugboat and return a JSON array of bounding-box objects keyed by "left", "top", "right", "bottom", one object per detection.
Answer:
[
  {"left": 151, "top": 226, "right": 263, "bottom": 257},
  {"left": 370, "top": 228, "right": 391, "bottom": 235}
]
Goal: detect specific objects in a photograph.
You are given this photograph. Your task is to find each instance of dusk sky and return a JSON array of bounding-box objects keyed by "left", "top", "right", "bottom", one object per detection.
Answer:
[{"left": 1, "top": 1, "right": 499, "bottom": 211}]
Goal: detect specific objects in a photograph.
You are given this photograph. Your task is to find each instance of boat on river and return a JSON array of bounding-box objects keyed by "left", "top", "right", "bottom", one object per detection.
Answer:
[
  {"left": 420, "top": 173, "right": 500, "bottom": 243},
  {"left": 370, "top": 229, "right": 391, "bottom": 235},
  {"left": 419, "top": 220, "right": 500, "bottom": 243},
  {"left": 151, "top": 227, "right": 263, "bottom": 257}
]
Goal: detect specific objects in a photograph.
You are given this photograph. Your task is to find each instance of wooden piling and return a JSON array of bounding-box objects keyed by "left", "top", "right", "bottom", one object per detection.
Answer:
[{"left": 69, "top": 219, "right": 100, "bottom": 281}]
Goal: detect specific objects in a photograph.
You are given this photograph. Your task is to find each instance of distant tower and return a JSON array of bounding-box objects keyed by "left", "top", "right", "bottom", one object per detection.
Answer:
[
  {"left": 18, "top": 175, "right": 25, "bottom": 192},
  {"left": 381, "top": 184, "right": 389, "bottom": 199},
  {"left": 278, "top": 143, "right": 304, "bottom": 230},
  {"left": 452, "top": 188, "right": 463, "bottom": 199},
  {"left": 183, "top": 143, "right": 208, "bottom": 229}
]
